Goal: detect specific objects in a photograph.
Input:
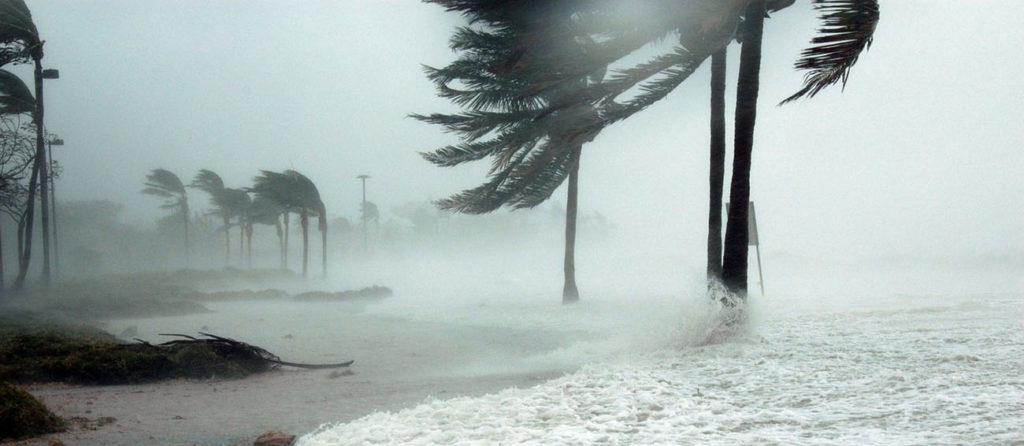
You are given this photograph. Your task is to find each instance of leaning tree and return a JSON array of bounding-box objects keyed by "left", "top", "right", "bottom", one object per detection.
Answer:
[
  {"left": 250, "top": 170, "right": 326, "bottom": 278},
  {"left": 426, "top": 0, "right": 879, "bottom": 301},
  {"left": 417, "top": 0, "right": 612, "bottom": 303},
  {"left": 142, "top": 168, "right": 190, "bottom": 262}
]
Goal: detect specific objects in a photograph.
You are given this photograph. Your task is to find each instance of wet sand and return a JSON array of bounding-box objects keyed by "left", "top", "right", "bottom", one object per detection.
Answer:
[{"left": 17, "top": 300, "right": 579, "bottom": 445}]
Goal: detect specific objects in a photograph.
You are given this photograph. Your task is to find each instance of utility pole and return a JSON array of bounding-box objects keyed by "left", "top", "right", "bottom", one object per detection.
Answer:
[{"left": 357, "top": 174, "right": 370, "bottom": 253}]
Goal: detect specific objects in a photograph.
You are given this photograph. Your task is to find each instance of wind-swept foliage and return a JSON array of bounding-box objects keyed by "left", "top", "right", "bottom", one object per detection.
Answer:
[
  {"left": 250, "top": 170, "right": 326, "bottom": 277},
  {"left": 0, "top": 69, "right": 32, "bottom": 114},
  {"left": 142, "top": 168, "right": 190, "bottom": 261},
  {"left": 190, "top": 169, "right": 235, "bottom": 265},
  {"left": 780, "top": 0, "right": 879, "bottom": 104},
  {"left": 0, "top": 0, "right": 40, "bottom": 66}
]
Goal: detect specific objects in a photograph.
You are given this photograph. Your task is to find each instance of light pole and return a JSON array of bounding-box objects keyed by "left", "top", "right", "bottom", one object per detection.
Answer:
[
  {"left": 47, "top": 137, "right": 63, "bottom": 282},
  {"left": 357, "top": 174, "right": 369, "bottom": 253}
]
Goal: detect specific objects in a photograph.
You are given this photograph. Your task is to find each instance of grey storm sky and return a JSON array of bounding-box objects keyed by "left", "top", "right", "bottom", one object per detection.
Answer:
[{"left": 22, "top": 0, "right": 1024, "bottom": 261}]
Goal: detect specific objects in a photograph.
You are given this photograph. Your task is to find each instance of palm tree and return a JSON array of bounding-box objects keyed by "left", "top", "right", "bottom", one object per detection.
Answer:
[
  {"left": 247, "top": 195, "right": 285, "bottom": 268},
  {"left": 0, "top": 0, "right": 48, "bottom": 289},
  {"left": 415, "top": 4, "right": 604, "bottom": 303},
  {"left": 189, "top": 169, "right": 235, "bottom": 265},
  {"left": 250, "top": 170, "right": 326, "bottom": 278},
  {"left": 707, "top": 48, "right": 727, "bottom": 287},
  {"left": 141, "top": 168, "right": 190, "bottom": 262},
  {"left": 427, "top": 0, "right": 879, "bottom": 301}
]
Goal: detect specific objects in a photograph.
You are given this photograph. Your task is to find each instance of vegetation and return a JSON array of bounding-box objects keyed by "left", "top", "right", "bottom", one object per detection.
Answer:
[
  {"left": 250, "top": 170, "right": 327, "bottom": 278},
  {"left": 0, "top": 380, "right": 64, "bottom": 440},
  {"left": 423, "top": 0, "right": 880, "bottom": 301},
  {"left": 0, "top": 316, "right": 273, "bottom": 384},
  {"left": 142, "top": 168, "right": 190, "bottom": 262}
]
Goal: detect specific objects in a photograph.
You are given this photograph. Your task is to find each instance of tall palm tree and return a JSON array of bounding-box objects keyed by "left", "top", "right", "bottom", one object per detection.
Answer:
[
  {"left": 707, "top": 48, "right": 727, "bottom": 287},
  {"left": 142, "top": 168, "right": 190, "bottom": 262},
  {"left": 0, "top": 0, "right": 47, "bottom": 289},
  {"left": 415, "top": 3, "right": 604, "bottom": 304},
  {"left": 247, "top": 195, "right": 285, "bottom": 268},
  {"left": 250, "top": 170, "right": 326, "bottom": 278},
  {"left": 189, "top": 169, "right": 235, "bottom": 265},
  {"left": 428, "top": 0, "right": 879, "bottom": 302}
]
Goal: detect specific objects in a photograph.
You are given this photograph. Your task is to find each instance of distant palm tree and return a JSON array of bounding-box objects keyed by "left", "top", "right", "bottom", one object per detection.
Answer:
[
  {"left": 142, "top": 168, "right": 190, "bottom": 261},
  {"left": 250, "top": 170, "right": 327, "bottom": 278},
  {"left": 189, "top": 169, "right": 235, "bottom": 265},
  {"left": 246, "top": 195, "right": 284, "bottom": 268}
]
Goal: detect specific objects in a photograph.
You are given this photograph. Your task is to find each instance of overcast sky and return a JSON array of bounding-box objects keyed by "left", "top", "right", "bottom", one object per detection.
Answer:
[{"left": 22, "top": 0, "right": 1024, "bottom": 262}]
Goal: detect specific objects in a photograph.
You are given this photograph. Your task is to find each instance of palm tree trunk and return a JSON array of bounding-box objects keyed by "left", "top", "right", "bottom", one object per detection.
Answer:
[
  {"left": 283, "top": 212, "right": 290, "bottom": 270},
  {"left": 35, "top": 60, "right": 51, "bottom": 286},
  {"left": 562, "top": 145, "right": 582, "bottom": 304},
  {"left": 721, "top": 0, "right": 765, "bottom": 300},
  {"left": 223, "top": 216, "right": 230, "bottom": 266},
  {"left": 300, "top": 210, "right": 309, "bottom": 278},
  {"left": 275, "top": 218, "right": 284, "bottom": 269},
  {"left": 319, "top": 215, "right": 327, "bottom": 278},
  {"left": 14, "top": 156, "right": 41, "bottom": 290},
  {"left": 707, "top": 48, "right": 727, "bottom": 287},
  {"left": 238, "top": 218, "right": 244, "bottom": 264},
  {"left": 182, "top": 204, "right": 189, "bottom": 264},
  {"left": 246, "top": 223, "right": 253, "bottom": 268}
]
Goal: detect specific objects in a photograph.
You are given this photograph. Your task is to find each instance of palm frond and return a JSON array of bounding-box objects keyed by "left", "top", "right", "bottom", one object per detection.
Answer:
[
  {"left": 0, "top": 0, "right": 40, "bottom": 62},
  {"left": 780, "top": 0, "right": 879, "bottom": 104},
  {"left": 0, "top": 68, "right": 32, "bottom": 114}
]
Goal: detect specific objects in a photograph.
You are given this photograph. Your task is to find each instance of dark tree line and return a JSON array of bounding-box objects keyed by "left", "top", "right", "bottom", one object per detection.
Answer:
[{"left": 141, "top": 168, "right": 328, "bottom": 279}]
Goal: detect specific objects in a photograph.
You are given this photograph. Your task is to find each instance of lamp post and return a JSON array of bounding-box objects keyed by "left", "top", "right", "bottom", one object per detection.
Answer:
[
  {"left": 47, "top": 137, "right": 63, "bottom": 282},
  {"left": 357, "top": 174, "right": 369, "bottom": 253}
]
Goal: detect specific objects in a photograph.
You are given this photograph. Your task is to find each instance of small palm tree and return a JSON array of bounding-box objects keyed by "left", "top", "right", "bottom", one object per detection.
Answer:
[
  {"left": 142, "top": 168, "right": 190, "bottom": 262},
  {"left": 248, "top": 195, "right": 285, "bottom": 268},
  {"left": 189, "top": 169, "right": 235, "bottom": 265}
]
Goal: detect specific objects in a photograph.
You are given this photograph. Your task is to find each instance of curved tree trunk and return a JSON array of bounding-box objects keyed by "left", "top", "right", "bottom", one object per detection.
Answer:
[
  {"left": 562, "top": 145, "right": 582, "bottom": 304},
  {"left": 182, "top": 203, "right": 190, "bottom": 265},
  {"left": 320, "top": 215, "right": 327, "bottom": 278},
  {"left": 721, "top": 0, "right": 765, "bottom": 300},
  {"left": 14, "top": 156, "right": 42, "bottom": 290},
  {"left": 246, "top": 223, "right": 253, "bottom": 268},
  {"left": 223, "top": 216, "right": 231, "bottom": 266},
  {"left": 300, "top": 210, "right": 309, "bottom": 278},
  {"left": 275, "top": 218, "right": 284, "bottom": 269},
  {"left": 707, "top": 48, "right": 727, "bottom": 287},
  {"left": 283, "top": 212, "right": 290, "bottom": 270}
]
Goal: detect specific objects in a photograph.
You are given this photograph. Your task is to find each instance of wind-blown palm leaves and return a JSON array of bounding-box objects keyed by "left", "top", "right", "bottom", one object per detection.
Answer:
[
  {"left": 190, "top": 169, "right": 239, "bottom": 265},
  {"left": 142, "top": 168, "right": 190, "bottom": 261},
  {"left": 0, "top": 69, "right": 32, "bottom": 114},
  {"left": 0, "top": 0, "right": 43, "bottom": 290},
  {"left": 250, "top": 170, "right": 327, "bottom": 278},
  {"left": 424, "top": 0, "right": 879, "bottom": 300}
]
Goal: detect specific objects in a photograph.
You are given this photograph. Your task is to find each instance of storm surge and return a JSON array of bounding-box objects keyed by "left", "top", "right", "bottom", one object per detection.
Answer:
[{"left": 298, "top": 290, "right": 1023, "bottom": 445}]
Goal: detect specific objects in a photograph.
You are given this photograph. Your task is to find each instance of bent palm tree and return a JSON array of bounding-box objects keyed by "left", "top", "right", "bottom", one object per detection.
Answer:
[
  {"left": 0, "top": 0, "right": 47, "bottom": 289},
  {"left": 248, "top": 195, "right": 285, "bottom": 268},
  {"left": 250, "top": 170, "right": 326, "bottom": 278},
  {"left": 142, "top": 168, "right": 190, "bottom": 262},
  {"left": 190, "top": 169, "right": 235, "bottom": 266}
]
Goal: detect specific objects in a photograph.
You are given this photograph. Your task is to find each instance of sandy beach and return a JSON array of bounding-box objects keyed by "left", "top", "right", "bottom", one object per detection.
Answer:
[{"left": 16, "top": 298, "right": 585, "bottom": 445}]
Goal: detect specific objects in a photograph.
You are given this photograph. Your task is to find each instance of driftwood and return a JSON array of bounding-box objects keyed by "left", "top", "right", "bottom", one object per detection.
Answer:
[{"left": 139, "top": 332, "right": 354, "bottom": 370}]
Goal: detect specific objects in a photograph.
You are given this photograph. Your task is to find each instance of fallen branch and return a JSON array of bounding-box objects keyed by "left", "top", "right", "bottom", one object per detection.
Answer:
[{"left": 153, "top": 332, "right": 354, "bottom": 370}]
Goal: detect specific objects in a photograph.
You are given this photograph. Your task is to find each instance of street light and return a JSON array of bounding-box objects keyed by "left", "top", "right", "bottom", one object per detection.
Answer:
[
  {"left": 41, "top": 69, "right": 59, "bottom": 79},
  {"left": 48, "top": 137, "right": 64, "bottom": 282},
  {"left": 357, "top": 174, "right": 370, "bottom": 253}
]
